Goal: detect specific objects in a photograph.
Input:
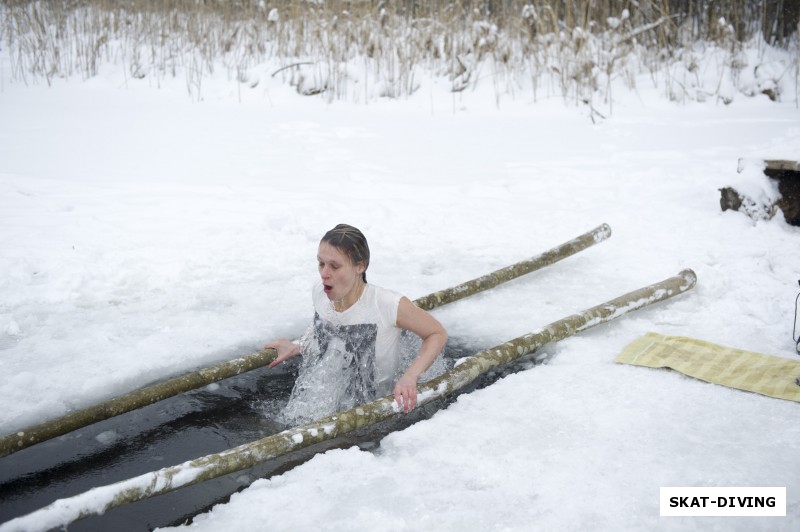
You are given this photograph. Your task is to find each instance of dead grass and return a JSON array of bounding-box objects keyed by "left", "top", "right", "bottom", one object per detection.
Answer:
[{"left": 1, "top": 1, "right": 796, "bottom": 105}]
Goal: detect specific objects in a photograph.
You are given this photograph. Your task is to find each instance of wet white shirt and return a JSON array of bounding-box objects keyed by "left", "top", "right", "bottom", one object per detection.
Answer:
[{"left": 311, "top": 282, "right": 403, "bottom": 396}]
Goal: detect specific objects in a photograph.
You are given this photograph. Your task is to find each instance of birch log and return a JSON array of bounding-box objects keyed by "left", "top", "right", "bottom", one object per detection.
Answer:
[
  {"left": 0, "top": 268, "right": 696, "bottom": 532},
  {"left": 412, "top": 223, "right": 611, "bottom": 310},
  {"left": 0, "top": 224, "right": 611, "bottom": 458}
]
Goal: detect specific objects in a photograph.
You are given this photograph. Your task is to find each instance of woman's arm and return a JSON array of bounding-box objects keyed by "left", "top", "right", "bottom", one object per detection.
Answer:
[
  {"left": 394, "top": 296, "right": 448, "bottom": 413},
  {"left": 265, "top": 339, "right": 303, "bottom": 368}
]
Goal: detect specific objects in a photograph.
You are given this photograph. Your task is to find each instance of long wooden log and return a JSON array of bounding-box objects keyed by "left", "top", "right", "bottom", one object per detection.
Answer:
[
  {"left": 0, "top": 224, "right": 611, "bottom": 458},
  {"left": 412, "top": 223, "right": 612, "bottom": 310},
  {"left": 0, "top": 269, "right": 696, "bottom": 532}
]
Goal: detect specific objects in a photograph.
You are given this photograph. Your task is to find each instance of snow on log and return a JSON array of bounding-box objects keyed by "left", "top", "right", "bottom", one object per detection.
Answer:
[
  {"left": 0, "top": 268, "right": 696, "bottom": 532},
  {"left": 0, "top": 224, "right": 611, "bottom": 458},
  {"left": 413, "top": 223, "right": 612, "bottom": 310}
]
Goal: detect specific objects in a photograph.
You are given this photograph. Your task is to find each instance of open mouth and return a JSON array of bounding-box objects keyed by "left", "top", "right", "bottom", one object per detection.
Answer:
[{"left": 323, "top": 284, "right": 333, "bottom": 294}]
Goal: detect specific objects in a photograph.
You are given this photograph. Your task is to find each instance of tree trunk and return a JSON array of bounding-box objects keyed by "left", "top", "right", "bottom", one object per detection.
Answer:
[
  {"left": 413, "top": 223, "right": 611, "bottom": 310},
  {"left": 1, "top": 269, "right": 696, "bottom": 532}
]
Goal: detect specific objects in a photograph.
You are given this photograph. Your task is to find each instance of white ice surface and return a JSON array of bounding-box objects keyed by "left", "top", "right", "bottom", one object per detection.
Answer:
[{"left": 0, "top": 43, "right": 798, "bottom": 531}]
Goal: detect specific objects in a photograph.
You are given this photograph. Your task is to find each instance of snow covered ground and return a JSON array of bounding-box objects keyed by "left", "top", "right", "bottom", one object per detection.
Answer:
[{"left": 1, "top": 42, "right": 799, "bottom": 531}]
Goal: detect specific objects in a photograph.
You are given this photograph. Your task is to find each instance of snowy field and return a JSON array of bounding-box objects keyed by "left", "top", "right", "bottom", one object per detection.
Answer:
[{"left": 1, "top": 41, "right": 799, "bottom": 531}]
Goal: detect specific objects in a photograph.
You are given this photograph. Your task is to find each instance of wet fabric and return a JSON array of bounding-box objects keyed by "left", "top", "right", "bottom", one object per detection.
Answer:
[
  {"left": 308, "top": 312, "right": 378, "bottom": 405},
  {"left": 311, "top": 282, "right": 403, "bottom": 395},
  {"left": 615, "top": 332, "right": 800, "bottom": 403},
  {"left": 281, "top": 283, "right": 404, "bottom": 424}
]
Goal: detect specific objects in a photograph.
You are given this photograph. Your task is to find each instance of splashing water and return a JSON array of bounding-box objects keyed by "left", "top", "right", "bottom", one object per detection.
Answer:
[{"left": 277, "top": 327, "right": 448, "bottom": 425}]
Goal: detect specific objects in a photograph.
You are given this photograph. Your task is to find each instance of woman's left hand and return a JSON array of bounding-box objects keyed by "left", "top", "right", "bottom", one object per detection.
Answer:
[{"left": 393, "top": 373, "right": 419, "bottom": 413}]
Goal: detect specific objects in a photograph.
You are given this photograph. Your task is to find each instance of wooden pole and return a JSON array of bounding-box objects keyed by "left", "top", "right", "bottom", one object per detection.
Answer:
[
  {"left": 0, "top": 269, "right": 696, "bottom": 532},
  {"left": 412, "top": 223, "right": 611, "bottom": 310},
  {"left": 0, "top": 224, "right": 611, "bottom": 458}
]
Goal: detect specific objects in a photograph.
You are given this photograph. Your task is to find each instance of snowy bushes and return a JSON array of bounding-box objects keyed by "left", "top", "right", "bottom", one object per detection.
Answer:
[{"left": 1, "top": 0, "right": 797, "bottom": 106}]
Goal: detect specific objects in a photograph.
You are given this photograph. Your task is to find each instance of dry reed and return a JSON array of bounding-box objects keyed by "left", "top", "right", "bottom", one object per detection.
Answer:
[{"left": 1, "top": 1, "right": 796, "bottom": 105}]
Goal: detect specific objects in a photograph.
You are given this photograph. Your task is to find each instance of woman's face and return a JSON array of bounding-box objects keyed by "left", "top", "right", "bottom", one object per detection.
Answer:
[{"left": 317, "top": 241, "right": 364, "bottom": 302}]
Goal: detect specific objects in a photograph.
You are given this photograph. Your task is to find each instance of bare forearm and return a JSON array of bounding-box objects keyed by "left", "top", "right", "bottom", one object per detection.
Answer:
[
  {"left": 394, "top": 296, "right": 448, "bottom": 413},
  {"left": 404, "top": 330, "right": 447, "bottom": 381},
  {"left": 266, "top": 338, "right": 303, "bottom": 368}
]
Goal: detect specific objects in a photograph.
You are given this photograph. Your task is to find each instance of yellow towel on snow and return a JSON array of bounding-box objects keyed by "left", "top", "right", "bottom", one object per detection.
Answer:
[{"left": 615, "top": 332, "right": 800, "bottom": 403}]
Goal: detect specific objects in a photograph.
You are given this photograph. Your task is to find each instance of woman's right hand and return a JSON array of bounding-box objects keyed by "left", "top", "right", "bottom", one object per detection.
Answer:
[{"left": 265, "top": 339, "right": 302, "bottom": 368}]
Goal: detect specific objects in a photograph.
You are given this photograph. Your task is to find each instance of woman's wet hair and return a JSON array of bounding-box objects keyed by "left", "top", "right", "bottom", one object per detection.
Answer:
[{"left": 321, "top": 224, "right": 370, "bottom": 282}]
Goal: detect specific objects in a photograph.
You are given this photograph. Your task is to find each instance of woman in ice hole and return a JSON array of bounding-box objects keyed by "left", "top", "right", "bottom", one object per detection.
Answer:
[{"left": 265, "top": 224, "right": 448, "bottom": 415}]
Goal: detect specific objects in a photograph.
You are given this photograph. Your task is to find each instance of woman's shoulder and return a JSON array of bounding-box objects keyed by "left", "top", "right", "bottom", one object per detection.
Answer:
[
  {"left": 366, "top": 283, "right": 402, "bottom": 300},
  {"left": 365, "top": 284, "right": 403, "bottom": 319}
]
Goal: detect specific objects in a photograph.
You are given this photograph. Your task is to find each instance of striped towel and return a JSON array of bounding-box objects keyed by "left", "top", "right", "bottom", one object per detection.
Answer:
[{"left": 615, "top": 332, "right": 800, "bottom": 403}]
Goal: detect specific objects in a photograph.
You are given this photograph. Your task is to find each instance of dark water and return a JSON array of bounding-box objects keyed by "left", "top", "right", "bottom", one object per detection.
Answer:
[{"left": 0, "top": 338, "right": 547, "bottom": 531}]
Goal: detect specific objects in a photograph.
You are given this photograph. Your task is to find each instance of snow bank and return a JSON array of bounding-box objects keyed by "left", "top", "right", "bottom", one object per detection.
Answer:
[{"left": 1, "top": 43, "right": 798, "bottom": 531}]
